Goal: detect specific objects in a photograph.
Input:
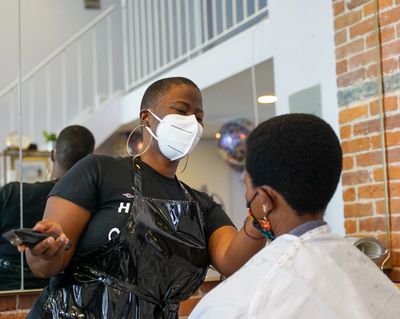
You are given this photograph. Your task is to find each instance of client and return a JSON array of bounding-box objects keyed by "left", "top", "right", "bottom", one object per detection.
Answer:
[{"left": 190, "top": 113, "right": 400, "bottom": 319}]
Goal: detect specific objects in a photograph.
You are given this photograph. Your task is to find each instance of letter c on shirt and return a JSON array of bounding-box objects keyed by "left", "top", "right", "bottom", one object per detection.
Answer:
[{"left": 108, "top": 227, "right": 120, "bottom": 240}]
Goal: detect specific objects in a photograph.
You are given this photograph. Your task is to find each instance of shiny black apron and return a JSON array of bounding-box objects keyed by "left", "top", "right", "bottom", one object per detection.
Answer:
[{"left": 31, "top": 158, "right": 209, "bottom": 319}]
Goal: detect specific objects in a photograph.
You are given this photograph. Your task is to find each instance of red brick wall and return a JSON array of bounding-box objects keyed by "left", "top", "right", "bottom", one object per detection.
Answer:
[
  {"left": 333, "top": 0, "right": 400, "bottom": 280},
  {"left": 0, "top": 292, "right": 38, "bottom": 319}
]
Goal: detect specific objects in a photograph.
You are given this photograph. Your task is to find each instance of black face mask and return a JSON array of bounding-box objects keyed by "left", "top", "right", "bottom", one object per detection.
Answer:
[{"left": 246, "top": 192, "right": 258, "bottom": 209}]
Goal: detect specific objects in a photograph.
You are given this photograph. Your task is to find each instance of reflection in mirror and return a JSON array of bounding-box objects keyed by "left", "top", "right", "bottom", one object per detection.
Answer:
[
  {"left": 0, "top": 0, "right": 121, "bottom": 292},
  {"left": 0, "top": 0, "right": 23, "bottom": 292}
]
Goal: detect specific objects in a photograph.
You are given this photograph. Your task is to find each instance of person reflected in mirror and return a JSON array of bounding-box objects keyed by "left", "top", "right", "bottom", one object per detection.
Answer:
[
  {"left": 190, "top": 114, "right": 400, "bottom": 319},
  {"left": 0, "top": 125, "right": 95, "bottom": 290},
  {"left": 23, "top": 77, "right": 268, "bottom": 319}
]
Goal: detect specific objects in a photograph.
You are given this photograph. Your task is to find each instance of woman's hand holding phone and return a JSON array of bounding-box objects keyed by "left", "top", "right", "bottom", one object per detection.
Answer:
[{"left": 18, "top": 220, "right": 71, "bottom": 259}]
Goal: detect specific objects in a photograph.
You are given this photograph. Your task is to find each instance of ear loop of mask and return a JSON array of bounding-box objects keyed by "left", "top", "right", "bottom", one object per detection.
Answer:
[
  {"left": 126, "top": 124, "right": 153, "bottom": 158},
  {"left": 147, "top": 109, "right": 162, "bottom": 122},
  {"left": 250, "top": 209, "right": 275, "bottom": 241}
]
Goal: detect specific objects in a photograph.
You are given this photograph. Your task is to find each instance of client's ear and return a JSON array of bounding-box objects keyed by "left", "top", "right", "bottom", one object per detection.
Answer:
[
  {"left": 50, "top": 150, "right": 55, "bottom": 162},
  {"left": 257, "top": 186, "right": 276, "bottom": 214}
]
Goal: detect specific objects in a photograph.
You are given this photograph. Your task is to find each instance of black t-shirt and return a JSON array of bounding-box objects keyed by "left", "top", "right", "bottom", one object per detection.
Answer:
[
  {"left": 49, "top": 154, "right": 234, "bottom": 257},
  {"left": 0, "top": 180, "right": 55, "bottom": 290}
]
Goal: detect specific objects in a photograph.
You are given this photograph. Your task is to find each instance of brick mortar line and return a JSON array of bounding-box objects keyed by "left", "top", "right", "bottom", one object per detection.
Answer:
[
  {"left": 340, "top": 119, "right": 400, "bottom": 127},
  {"left": 339, "top": 118, "right": 383, "bottom": 126},
  {"left": 337, "top": 200, "right": 393, "bottom": 204},
  {"left": 340, "top": 127, "right": 400, "bottom": 136},
  {"left": 342, "top": 149, "right": 400, "bottom": 156},
  {"left": 342, "top": 170, "right": 393, "bottom": 176},
  {"left": 340, "top": 136, "right": 393, "bottom": 143},
  {"left": 335, "top": 48, "right": 379, "bottom": 61},
  {"left": 347, "top": 62, "right": 385, "bottom": 71},
  {"left": 341, "top": 132, "right": 388, "bottom": 139},
  {"left": 336, "top": 3, "right": 398, "bottom": 19},
  {"left": 343, "top": 199, "right": 388, "bottom": 204}
]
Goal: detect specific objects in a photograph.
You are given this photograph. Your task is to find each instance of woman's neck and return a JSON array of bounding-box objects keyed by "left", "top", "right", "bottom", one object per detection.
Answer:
[{"left": 140, "top": 151, "right": 178, "bottom": 178}]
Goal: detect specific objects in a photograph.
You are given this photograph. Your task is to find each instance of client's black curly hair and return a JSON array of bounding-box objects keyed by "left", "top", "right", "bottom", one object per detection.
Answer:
[{"left": 245, "top": 113, "right": 342, "bottom": 215}]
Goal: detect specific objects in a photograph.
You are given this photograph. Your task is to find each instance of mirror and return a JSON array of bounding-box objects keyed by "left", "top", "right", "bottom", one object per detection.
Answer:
[
  {"left": 0, "top": 0, "right": 123, "bottom": 292},
  {"left": 0, "top": 0, "right": 394, "bottom": 293},
  {"left": 0, "top": 0, "right": 22, "bottom": 291}
]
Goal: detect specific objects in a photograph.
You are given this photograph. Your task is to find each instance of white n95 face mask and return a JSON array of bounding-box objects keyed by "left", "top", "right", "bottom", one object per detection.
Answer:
[{"left": 145, "top": 109, "right": 203, "bottom": 161}]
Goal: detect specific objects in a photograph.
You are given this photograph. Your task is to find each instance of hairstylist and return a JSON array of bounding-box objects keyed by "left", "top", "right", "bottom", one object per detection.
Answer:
[{"left": 24, "top": 77, "right": 266, "bottom": 319}]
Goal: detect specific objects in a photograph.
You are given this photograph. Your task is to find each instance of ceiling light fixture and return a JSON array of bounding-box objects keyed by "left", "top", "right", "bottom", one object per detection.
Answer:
[{"left": 257, "top": 95, "right": 278, "bottom": 104}]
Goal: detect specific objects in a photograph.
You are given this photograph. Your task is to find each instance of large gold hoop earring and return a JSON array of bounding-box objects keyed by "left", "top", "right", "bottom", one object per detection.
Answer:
[
  {"left": 126, "top": 124, "right": 152, "bottom": 158},
  {"left": 178, "top": 155, "right": 189, "bottom": 174}
]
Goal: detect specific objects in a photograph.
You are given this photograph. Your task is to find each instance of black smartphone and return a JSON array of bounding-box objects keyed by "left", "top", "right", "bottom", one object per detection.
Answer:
[{"left": 2, "top": 228, "right": 51, "bottom": 248}]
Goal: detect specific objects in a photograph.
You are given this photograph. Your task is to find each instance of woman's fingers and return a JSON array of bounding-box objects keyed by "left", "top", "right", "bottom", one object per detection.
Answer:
[
  {"left": 33, "top": 219, "right": 62, "bottom": 236},
  {"left": 28, "top": 236, "right": 66, "bottom": 259},
  {"left": 17, "top": 244, "right": 26, "bottom": 253},
  {"left": 27, "top": 220, "right": 71, "bottom": 257}
]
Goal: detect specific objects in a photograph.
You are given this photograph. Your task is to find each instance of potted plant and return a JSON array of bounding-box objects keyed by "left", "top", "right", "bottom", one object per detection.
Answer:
[{"left": 42, "top": 130, "right": 57, "bottom": 151}]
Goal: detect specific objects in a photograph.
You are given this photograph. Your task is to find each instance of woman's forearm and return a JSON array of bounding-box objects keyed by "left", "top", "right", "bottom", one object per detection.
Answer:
[
  {"left": 222, "top": 224, "right": 266, "bottom": 276},
  {"left": 208, "top": 223, "right": 267, "bottom": 277},
  {"left": 25, "top": 198, "right": 91, "bottom": 278}
]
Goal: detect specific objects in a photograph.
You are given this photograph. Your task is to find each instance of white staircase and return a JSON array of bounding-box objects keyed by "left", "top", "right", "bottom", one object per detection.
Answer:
[{"left": 0, "top": 0, "right": 269, "bottom": 150}]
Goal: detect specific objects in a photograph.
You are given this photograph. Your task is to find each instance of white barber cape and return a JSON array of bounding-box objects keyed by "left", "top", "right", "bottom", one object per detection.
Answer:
[{"left": 190, "top": 225, "right": 400, "bottom": 319}]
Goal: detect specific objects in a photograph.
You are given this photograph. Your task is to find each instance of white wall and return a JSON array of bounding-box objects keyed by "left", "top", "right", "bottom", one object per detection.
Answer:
[{"left": 269, "top": 0, "right": 344, "bottom": 234}]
